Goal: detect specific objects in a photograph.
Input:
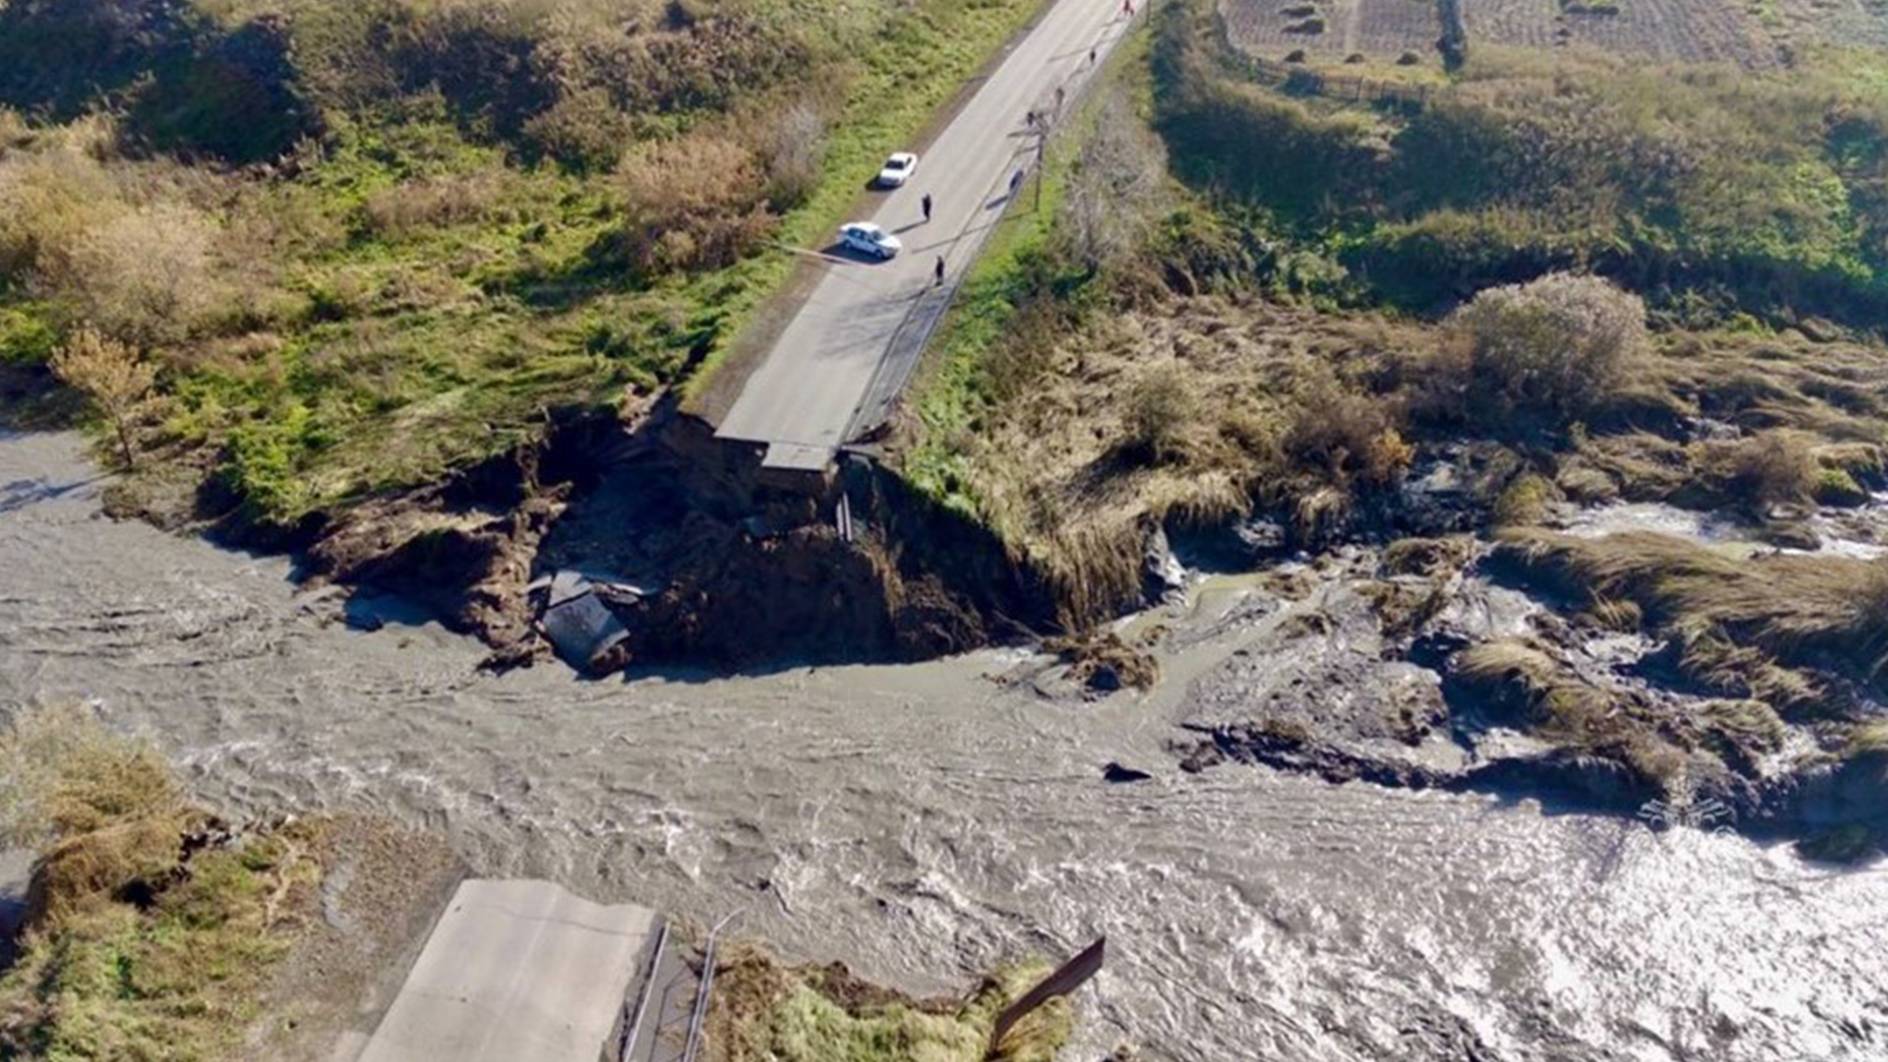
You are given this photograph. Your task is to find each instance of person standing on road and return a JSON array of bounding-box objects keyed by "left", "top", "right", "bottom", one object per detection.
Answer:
[
  {"left": 1122, "top": 0, "right": 1133, "bottom": 16},
  {"left": 1055, "top": 85, "right": 1065, "bottom": 114},
  {"left": 934, "top": 256, "right": 945, "bottom": 286},
  {"left": 1009, "top": 169, "right": 1024, "bottom": 198},
  {"left": 922, "top": 192, "right": 933, "bottom": 223},
  {"left": 1089, "top": 46, "right": 1097, "bottom": 65}
]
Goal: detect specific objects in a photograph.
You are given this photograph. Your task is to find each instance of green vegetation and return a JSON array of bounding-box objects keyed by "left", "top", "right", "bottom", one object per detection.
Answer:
[
  {"left": 1152, "top": 0, "right": 1888, "bottom": 327},
  {"left": 0, "top": 0, "right": 1047, "bottom": 527},
  {"left": 710, "top": 945, "right": 1072, "bottom": 1062},
  {"left": 0, "top": 706, "right": 321, "bottom": 1060}
]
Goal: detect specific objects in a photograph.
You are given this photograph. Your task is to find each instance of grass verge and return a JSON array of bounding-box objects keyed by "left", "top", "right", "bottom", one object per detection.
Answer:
[{"left": 707, "top": 942, "right": 1073, "bottom": 1062}]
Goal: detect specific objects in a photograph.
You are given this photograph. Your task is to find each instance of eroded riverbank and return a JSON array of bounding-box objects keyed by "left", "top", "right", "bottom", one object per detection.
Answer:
[{"left": 3, "top": 428, "right": 1887, "bottom": 1060}]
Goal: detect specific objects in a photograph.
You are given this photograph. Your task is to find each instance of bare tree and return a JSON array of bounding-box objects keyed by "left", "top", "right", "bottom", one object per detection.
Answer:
[
  {"left": 50, "top": 327, "right": 156, "bottom": 469},
  {"left": 760, "top": 99, "right": 828, "bottom": 211},
  {"left": 1058, "top": 92, "right": 1167, "bottom": 274}
]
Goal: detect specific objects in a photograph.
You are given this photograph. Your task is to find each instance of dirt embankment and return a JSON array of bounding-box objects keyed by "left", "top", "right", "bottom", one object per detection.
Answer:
[{"left": 176, "top": 399, "right": 1067, "bottom": 675}]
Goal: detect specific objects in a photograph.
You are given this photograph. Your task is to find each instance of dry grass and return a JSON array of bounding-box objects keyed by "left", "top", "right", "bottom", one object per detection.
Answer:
[
  {"left": 359, "top": 170, "right": 509, "bottom": 237},
  {"left": 1046, "top": 629, "right": 1161, "bottom": 690},
  {"left": 1494, "top": 529, "right": 1888, "bottom": 699},
  {"left": 610, "top": 127, "right": 779, "bottom": 279},
  {"left": 1704, "top": 428, "right": 1820, "bottom": 511},
  {"left": 1852, "top": 720, "right": 1888, "bottom": 758},
  {"left": 1451, "top": 639, "right": 1688, "bottom": 783},
  {"left": 1379, "top": 535, "right": 1475, "bottom": 577},
  {"left": 706, "top": 942, "right": 1072, "bottom": 1062},
  {"left": 1450, "top": 638, "right": 1793, "bottom": 787},
  {"left": 1536, "top": 332, "right": 1888, "bottom": 509},
  {"left": 1121, "top": 365, "right": 1201, "bottom": 466},
  {"left": 0, "top": 704, "right": 179, "bottom": 846},
  {"left": 909, "top": 293, "right": 1417, "bottom": 625},
  {"left": 1491, "top": 472, "right": 1559, "bottom": 527}
]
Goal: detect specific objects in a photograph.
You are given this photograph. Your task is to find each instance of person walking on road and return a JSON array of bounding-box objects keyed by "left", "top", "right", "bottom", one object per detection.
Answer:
[
  {"left": 1089, "top": 46, "right": 1097, "bottom": 65},
  {"left": 1055, "top": 85, "right": 1065, "bottom": 114},
  {"left": 1122, "top": 0, "right": 1133, "bottom": 16},
  {"left": 921, "top": 192, "right": 933, "bottom": 223},
  {"left": 934, "top": 256, "right": 945, "bottom": 286},
  {"left": 1009, "top": 169, "right": 1024, "bottom": 198}
]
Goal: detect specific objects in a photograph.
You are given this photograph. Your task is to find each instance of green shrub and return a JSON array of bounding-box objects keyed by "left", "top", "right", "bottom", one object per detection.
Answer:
[
  {"left": 1152, "top": 0, "right": 1888, "bottom": 326},
  {"left": 1815, "top": 464, "right": 1869, "bottom": 507},
  {"left": 0, "top": 304, "right": 58, "bottom": 364},
  {"left": 223, "top": 403, "right": 327, "bottom": 520}
]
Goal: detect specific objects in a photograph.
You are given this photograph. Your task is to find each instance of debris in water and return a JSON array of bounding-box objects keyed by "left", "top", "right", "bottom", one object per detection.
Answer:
[
  {"left": 1102, "top": 762, "right": 1153, "bottom": 784},
  {"left": 541, "top": 570, "right": 631, "bottom": 674}
]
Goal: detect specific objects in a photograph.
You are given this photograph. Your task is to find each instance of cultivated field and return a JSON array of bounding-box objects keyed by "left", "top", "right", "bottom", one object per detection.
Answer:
[
  {"left": 1764, "top": 0, "right": 1888, "bottom": 52},
  {"left": 1464, "top": 0, "right": 1779, "bottom": 68},
  {"left": 1221, "top": 0, "right": 1439, "bottom": 59},
  {"left": 1222, "top": 0, "right": 1888, "bottom": 66}
]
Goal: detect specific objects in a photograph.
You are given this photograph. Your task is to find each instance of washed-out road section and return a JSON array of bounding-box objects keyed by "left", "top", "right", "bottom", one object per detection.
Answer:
[{"left": 713, "top": 0, "right": 1137, "bottom": 471}]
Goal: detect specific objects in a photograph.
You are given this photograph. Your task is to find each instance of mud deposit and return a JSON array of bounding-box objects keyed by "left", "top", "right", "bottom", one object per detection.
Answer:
[{"left": 3, "top": 429, "right": 1887, "bottom": 1060}]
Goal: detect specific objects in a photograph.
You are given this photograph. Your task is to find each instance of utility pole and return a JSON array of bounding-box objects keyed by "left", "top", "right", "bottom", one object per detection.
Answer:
[{"left": 1033, "top": 125, "right": 1046, "bottom": 212}]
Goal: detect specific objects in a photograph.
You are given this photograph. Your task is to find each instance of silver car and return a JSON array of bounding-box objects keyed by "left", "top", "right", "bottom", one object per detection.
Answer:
[{"left": 839, "top": 222, "right": 902, "bottom": 260}]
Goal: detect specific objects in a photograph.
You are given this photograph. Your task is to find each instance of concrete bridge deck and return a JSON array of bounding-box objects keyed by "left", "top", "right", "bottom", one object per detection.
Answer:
[{"left": 354, "top": 879, "right": 664, "bottom": 1062}]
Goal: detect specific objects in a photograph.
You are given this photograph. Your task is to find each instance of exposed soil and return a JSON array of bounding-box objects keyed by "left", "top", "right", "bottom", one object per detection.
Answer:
[
  {"left": 1165, "top": 521, "right": 1888, "bottom": 847},
  {"left": 1221, "top": 0, "right": 1440, "bottom": 59},
  {"left": 1460, "top": 0, "right": 1782, "bottom": 69},
  {"left": 164, "top": 399, "right": 1068, "bottom": 677}
]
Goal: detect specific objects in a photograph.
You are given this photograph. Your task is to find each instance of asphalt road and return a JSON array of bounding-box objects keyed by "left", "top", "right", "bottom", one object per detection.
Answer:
[{"left": 714, "top": 0, "right": 1140, "bottom": 469}]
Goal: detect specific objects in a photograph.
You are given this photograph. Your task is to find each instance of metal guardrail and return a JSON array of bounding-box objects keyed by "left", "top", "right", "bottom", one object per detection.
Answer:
[
  {"left": 615, "top": 921, "right": 669, "bottom": 1062},
  {"left": 679, "top": 911, "right": 741, "bottom": 1062}
]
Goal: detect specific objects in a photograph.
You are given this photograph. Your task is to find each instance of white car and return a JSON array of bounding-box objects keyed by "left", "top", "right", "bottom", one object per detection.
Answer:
[
  {"left": 839, "top": 222, "right": 902, "bottom": 259},
  {"left": 876, "top": 151, "right": 918, "bottom": 188}
]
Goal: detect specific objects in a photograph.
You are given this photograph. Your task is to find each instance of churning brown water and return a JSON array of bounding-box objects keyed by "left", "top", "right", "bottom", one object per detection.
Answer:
[{"left": 2, "top": 429, "right": 1884, "bottom": 1061}]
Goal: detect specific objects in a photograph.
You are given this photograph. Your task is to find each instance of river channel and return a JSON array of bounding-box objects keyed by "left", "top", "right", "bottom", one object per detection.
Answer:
[{"left": 1, "top": 429, "right": 1883, "bottom": 1061}]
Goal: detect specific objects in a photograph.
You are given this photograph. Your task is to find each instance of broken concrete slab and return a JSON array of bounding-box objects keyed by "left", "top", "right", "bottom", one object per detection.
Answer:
[{"left": 355, "top": 879, "right": 660, "bottom": 1062}]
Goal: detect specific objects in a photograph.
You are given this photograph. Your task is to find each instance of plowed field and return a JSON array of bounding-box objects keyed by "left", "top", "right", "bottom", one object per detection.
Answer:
[
  {"left": 1222, "top": 0, "right": 1888, "bottom": 67},
  {"left": 1223, "top": 0, "right": 1438, "bottom": 58}
]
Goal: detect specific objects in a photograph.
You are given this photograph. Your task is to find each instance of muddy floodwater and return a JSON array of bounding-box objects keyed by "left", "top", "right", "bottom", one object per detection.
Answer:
[{"left": 3, "top": 429, "right": 1885, "bottom": 1061}]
